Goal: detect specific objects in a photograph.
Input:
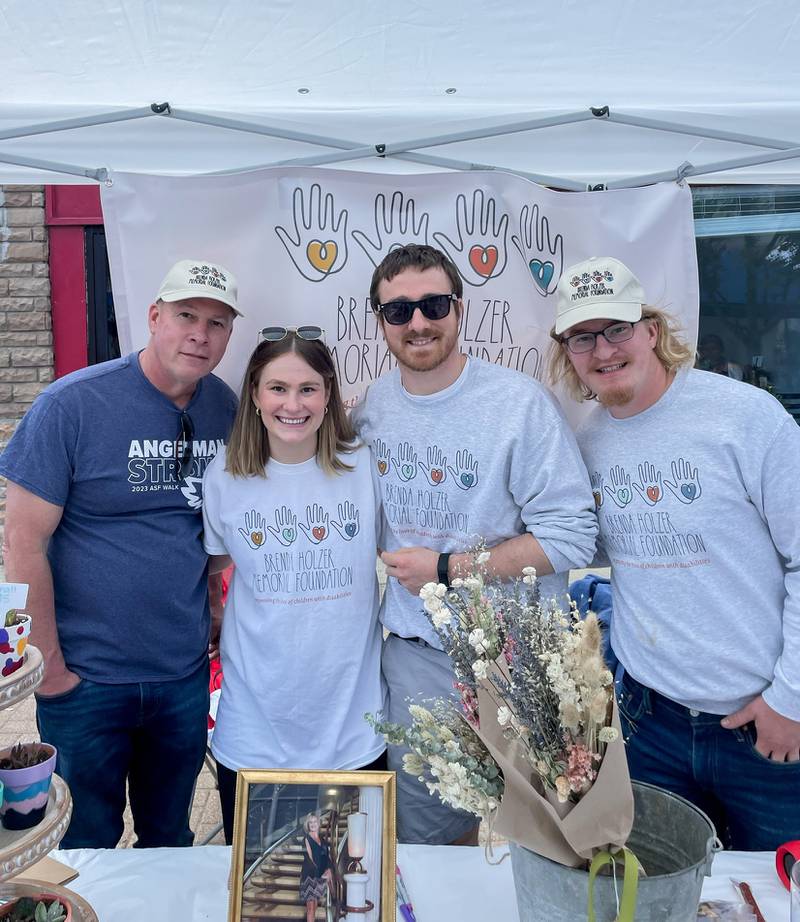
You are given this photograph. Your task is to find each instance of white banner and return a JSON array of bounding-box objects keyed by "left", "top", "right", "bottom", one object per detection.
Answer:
[{"left": 101, "top": 169, "right": 698, "bottom": 419}]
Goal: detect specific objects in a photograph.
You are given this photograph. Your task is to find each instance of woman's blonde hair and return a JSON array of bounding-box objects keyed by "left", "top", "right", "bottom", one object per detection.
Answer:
[
  {"left": 303, "top": 812, "right": 322, "bottom": 834},
  {"left": 547, "top": 307, "right": 695, "bottom": 402},
  {"left": 225, "top": 335, "right": 356, "bottom": 477}
]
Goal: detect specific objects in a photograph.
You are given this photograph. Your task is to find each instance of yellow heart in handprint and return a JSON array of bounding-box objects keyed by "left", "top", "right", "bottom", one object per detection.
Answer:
[{"left": 307, "top": 240, "right": 338, "bottom": 273}]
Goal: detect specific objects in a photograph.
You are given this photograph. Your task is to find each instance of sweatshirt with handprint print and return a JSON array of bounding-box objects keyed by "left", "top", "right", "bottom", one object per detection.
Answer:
[
  {"left": 577, "top": 368, "right": 800, "bottom": 721},
  {"left": 352, "top": 356, "right": 597, "bottom": 647},
  {"left": 201, "top": 444, "right": 385, "bottom": 771}
]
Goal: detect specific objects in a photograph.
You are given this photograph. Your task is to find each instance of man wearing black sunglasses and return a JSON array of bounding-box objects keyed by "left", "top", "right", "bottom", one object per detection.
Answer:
[
  {"left": 0, "top": 259, "right": 241, "bottom": 849},
  {"left": 353, "top": 244, "right": 597, "bottom": 846}
]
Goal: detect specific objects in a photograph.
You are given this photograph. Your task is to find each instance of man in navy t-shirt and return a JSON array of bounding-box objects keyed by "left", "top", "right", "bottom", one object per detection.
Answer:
[{"left": 0, "top": 259, "right": 241, "bottom": 848}]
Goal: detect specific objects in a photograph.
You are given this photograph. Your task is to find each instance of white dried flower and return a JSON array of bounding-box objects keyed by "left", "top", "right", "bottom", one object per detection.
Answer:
[
  {"left": 432, "top": 608, "right": 452, "bottom": 628},
  {"left": 450, "top": 577, "right": 464, "bottom": 588},
  {"left": 423, "top": 595, "right": 444, "bottom": 615},
  {"left": 598, "top": 726, "right": 619, "bottom": 743},
  {"left": 464, "top": 576, "right": 483, "bottom": 591},
  {"left": 555, "top": 775, "right": 571, "bottom": 803},
  {"left": 468, "top": 628, "right": 489, "bottom": 654},
  {"left": 522, "top": 566, "right": 537, "bottom": 576},
  {"left": 496, "top": 706, "right": 511, "bottom": 726},
  {"left": 476, "top": 551, "right": 491, "bottom": 565},
  {"left": 472, "top": 659, "right": 488, "bottom": 680},
  {"left": 402, "top": 752, "right": 425, "bottom": 775}
]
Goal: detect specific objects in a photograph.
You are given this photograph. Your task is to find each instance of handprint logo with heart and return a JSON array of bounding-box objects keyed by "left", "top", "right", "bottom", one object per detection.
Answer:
[
  {"left": 511, "top": 203, "right": 564, "bottom": 297},
  {"left": 373, "top": 438, "right": 391, "bottom": 477},
  {"left": 664, "top": 458, "right": 702, "bottom": 505},
  {"left": 332, "top": 501, "right": 360, "bottom": 540},
  {"left": 448, "top": 449, "right": 479, "bottom": 491},
  {"left": 418, "top": 446, "right": 448, "bottom": 487},
  {"left": 267, "top": 506, "right": 298, "bottom": 547},
  {"left": 300, "top": 503, "right": 330, "bottom": 544},
  {"left": 238, "top": 509, "right": 267, "bottom": 550},
  {"left": 633, "top": 462, "right": 664, "bottom": 507},
  {"left": 604, "top": 465, "right": 633, "bottom": 509},
  {"left": 275, "top": 184, "right": 348, "bottom": 282},
  {"left": 391, "top": 442, "right": 418, "bottom": 483},
  {"left": 432, "top": 190, "right": 508, "bottom": 287}
]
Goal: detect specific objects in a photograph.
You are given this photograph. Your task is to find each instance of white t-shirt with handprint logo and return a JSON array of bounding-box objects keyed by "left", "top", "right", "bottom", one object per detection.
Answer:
[
  {"left": 577, "top": 367, "right": 800, "bottom": 721},
  {"left": 201, "top": 444, "right": 385, "bottom": 770}
]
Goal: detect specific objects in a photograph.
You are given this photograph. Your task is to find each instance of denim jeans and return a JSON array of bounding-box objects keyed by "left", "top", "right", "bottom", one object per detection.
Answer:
[
  {"left": 618, "top": 671, "right": 800, "bottom": 851},
  {"left": 36, "top": 660, "right": 209, "bottom": 849}
]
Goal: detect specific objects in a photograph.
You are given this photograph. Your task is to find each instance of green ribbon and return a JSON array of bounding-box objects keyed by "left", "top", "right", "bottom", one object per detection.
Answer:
[{"left": 587, "top": 847, "right": 641, "bottom": 922}]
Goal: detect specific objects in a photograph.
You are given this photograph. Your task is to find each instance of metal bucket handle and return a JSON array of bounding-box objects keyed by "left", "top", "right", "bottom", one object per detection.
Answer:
[{"left": 702, "top": 836, "right": 724, "bottom": 878}]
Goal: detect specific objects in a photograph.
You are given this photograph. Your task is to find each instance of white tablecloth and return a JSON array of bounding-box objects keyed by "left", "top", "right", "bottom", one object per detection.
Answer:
[{"left": 56, "top": 845, "right": 791, "bottom": 922}]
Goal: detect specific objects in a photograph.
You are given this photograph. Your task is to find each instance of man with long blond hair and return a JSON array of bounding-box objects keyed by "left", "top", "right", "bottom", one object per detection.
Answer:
[{"left": 549, "top": 255, "right": 800, "bottom": 850}]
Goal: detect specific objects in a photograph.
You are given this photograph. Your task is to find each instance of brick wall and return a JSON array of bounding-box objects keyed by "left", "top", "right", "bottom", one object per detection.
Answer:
[{"left": 0, "top": 185, "right": 54, "bottom": 551}]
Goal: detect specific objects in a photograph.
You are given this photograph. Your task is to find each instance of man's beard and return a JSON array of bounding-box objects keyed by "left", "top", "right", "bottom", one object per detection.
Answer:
[{"left": 597, "top": 384, "right": 635, "bottom": 408}]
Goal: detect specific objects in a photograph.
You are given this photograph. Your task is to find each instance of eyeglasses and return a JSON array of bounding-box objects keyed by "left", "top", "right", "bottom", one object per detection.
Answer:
[
  {"left": 176, "top": 411, "right": 194, "bottom": 479},
  {"left": 559, "top": 319, "right": 643, "bottom": 355},
  {"left": 374, "top": 293, "right": 458, "bottom": 326},
  {"left": 259, "top": 325, "right": 326, "bottom": 343}
]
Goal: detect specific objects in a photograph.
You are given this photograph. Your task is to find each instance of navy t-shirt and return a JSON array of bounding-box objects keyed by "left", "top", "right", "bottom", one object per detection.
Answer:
[{"left": 0, "top": 352, "right": 238, "bottom": 682}]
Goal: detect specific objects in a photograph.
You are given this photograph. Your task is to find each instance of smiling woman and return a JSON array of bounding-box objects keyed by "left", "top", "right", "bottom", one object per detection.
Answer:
[{"left": 200, "top": 330, "right": 387, "bottom": 845}]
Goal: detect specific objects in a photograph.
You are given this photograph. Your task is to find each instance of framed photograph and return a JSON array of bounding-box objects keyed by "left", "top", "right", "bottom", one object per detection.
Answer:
[{"left": 228, "top": 769, "right": 396, "bottom": 922}]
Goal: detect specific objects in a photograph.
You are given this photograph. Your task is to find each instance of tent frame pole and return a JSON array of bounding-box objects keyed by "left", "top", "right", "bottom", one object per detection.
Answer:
[
  {"left": 0, "top": 151, "right": 106, "bottom": 181},
  {"left": 2, "top": 103, "right": 800, "bottom": 186}
]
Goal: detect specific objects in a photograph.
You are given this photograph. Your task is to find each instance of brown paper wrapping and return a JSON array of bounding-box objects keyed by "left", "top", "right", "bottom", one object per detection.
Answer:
[{"left": 475, "top": 670, "right": 634, "bottom": 867}]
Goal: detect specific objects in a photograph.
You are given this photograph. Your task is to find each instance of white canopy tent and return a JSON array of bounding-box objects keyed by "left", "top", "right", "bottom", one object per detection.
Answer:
[{"left": 1, "top": 0, "right": 800, "bottom": 187}]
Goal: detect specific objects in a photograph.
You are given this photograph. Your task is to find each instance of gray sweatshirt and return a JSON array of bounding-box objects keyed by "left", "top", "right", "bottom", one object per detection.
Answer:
[
  {"left": 577, "top": 367, "right": 800, "bottom": 720},
  {"left": 353, "top": 357, "right": 598, "bottom": 647}
]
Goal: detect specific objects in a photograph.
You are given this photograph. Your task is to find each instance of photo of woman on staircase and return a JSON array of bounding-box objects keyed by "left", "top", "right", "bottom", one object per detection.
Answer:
[
  {"left": 299, "top": 813, "right": 332, "bottom": 922},
  {"left": 202, "top": 326, "right": 387, "bottom": 845}
]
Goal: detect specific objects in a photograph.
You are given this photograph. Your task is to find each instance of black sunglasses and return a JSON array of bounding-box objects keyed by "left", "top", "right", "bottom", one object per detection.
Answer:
[
  {"left": 176, "top": 411, "right": 194, "bottom": 479},
  {"left": 374, "top": 293, "right": 458, "bottom": 326},
  {"left": 259, "top": 325, "right": 326, "bottom": 343}
]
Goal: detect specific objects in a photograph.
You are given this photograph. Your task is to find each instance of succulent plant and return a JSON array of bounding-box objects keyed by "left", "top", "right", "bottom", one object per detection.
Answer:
[
  {"left": 0, "top": 743, "right": 51, "bottom": 770},
  {"left": 1, "top": 897, "right": 66, "bottom": 922},
  {"left": 3, "top": 610, "right": 19, "bottom": 628},
  {"left": 34, "top": 901, "right": 67, "bottom": 922}
]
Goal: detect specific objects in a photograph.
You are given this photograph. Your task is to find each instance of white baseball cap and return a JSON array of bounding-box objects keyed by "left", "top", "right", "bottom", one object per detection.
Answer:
[
  {"left": 157, "top": 259, "right": 243, "bottom": 317},
  {"left": 554, "top": 257, "right": 644, "bottom": 335}
]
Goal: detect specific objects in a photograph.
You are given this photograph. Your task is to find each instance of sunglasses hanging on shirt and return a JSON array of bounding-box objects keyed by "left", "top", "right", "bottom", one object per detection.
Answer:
[
  {"left": 175, "top": 410, "right": 194, "bottom": 479},
  {"left": 259, "top": 325, "right": 326, "bottom": 344}
]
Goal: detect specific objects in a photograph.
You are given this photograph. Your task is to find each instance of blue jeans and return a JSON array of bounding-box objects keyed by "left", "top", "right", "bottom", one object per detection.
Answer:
[
  {"left": 618, "top": 671, "right": 800, "bottom": 851},
  {"left": 36, "top": 661, "right": 209, "bottom": 849}
]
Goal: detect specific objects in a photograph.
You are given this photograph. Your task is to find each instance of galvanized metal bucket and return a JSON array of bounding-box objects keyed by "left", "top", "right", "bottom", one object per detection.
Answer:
[{"left": 510, "top": 782, "right": 719, "bottom": 922}]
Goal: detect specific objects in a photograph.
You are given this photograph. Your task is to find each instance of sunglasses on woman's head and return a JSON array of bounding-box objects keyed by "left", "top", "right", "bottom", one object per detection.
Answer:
[
  {"left": 259, "top": 325, "right": 326, "bottom": 343},
  {"left": 374, "top": 293, "right": 458, "bottom": 326}
]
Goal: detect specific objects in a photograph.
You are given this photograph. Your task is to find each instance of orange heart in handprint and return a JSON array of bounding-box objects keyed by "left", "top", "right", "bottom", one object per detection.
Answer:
[
  {"left": 251, "top": 531, "right": 264, "bottom": 547},
  {"left": 377, "top": 460, "right": 387, "bottom": 475},
  {"left": 646, "top": 486, "right": 660, "bottom": 503},
  {"left": 592, "top": 491, "right": 602, "bottom": 509},
  {"left": 307, "top": 240, "right": 338, "bottom": 273},
  {"left": 469, "top": 245, "right": 498, "bottom": 277},
  {"left": 431, "top": 469, "right": 444, "bottom": 484},
  {"left": 312, "top": 526, "right": 326, "bottom": 541}
]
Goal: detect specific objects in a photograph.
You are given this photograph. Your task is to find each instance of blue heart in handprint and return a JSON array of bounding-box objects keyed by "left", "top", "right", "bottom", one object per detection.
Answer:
[
  {"left": 282, "top": 528, "right": 295, "bottom": 542},
  {"left": 529, "top": 259, "right": 555, "bottom": 292},
  {"left": 401, "top": 464, "right": 414, "bottom": 479},
  {"left": 460, "top": 473, "right": 475, "bottom": 488},
  {"left": 681, "top": 484, "right": 697, "bottom": 501},
  {"left": 617, "top": 488, "right": 631, "bottom": 505},
  {"left": 345, "top": 523, "right": 358, "bottom": 538}
]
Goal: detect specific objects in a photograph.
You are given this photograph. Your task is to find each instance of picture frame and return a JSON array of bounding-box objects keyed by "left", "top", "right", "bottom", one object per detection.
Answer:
[{"left": 228, "top": 769, "right": 396, "bottom": 922}]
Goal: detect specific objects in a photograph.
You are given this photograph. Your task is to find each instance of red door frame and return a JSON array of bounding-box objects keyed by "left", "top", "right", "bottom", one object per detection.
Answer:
[{"left": 45, "top": 186, "right": 103, "bottom": 378}]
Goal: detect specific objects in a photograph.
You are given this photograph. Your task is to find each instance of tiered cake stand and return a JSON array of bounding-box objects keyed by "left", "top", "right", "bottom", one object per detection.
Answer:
[{"left": 0, "top": 645, "right": 98, "bottom": 920}]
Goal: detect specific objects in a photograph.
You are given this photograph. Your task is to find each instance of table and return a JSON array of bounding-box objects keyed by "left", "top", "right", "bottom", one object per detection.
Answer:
[{"left": 57, "top": 845, "right": 791, "bottom": 921}]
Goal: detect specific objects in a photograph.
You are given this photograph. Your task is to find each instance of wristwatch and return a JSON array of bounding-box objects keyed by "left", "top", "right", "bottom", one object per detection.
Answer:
[{"left": 437, "top": 552, "right": 451, "bottom": 588}]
